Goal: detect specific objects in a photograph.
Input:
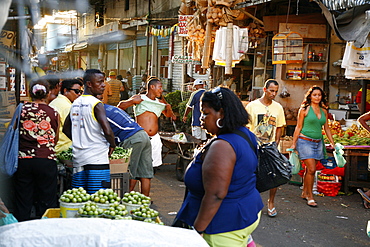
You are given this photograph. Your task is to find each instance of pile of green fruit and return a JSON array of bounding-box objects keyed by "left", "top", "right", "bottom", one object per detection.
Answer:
[
  {"left": 115, "top": 215, "right": 133, "bottom": 220},
  {"left": 121, "top": 191, "right": 151, "bottom": 205},
  {"left": 78, "top": 202, "right": 104, "bottom": 216},
  {"left": 110, "top": 147, "right": 132, "bottom": 160},
  {"left": 57, "top": 147, "right": 132, "bottom": 161},
  {"left": 103, "top": 201, "right": 129, "bottom": 218},
  {"left": 60, "top": 187, "right": 90, "bottom": 203},
  {"left": 90, "top": 188, "right": 121, "bottom": 204},
  {"left": 131, "top": 205, "right": 159, "bottom": 220}
]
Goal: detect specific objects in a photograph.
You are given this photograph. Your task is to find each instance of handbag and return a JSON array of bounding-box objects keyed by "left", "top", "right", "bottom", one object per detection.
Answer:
[
  {"left": 233, "top": 129, "right": 292, "bottom": 193},
  {"left": 0, "top": 103, "right": 23, "bottom": 176}
]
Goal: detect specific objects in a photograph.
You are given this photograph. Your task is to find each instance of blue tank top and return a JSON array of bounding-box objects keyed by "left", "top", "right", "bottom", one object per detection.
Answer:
[
  {"left": 104, "top": 104, "right": 143, "bottom": 144},
  {"left": 176, "top": 126, "right": 263, "bottom": 234}
]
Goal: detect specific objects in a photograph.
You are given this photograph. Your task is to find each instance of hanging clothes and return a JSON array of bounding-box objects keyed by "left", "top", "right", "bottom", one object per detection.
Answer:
[{"left": 212, "top": 25, "right": 248, "bottom": 67}]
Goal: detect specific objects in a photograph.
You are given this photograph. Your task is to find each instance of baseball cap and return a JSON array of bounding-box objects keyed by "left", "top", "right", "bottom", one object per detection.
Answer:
[
  {"left": 193, "top": 79, "right": 204, "bottom": 85},
  {"left": 109, "top": 71, "right": 116, "bottom": 76}
]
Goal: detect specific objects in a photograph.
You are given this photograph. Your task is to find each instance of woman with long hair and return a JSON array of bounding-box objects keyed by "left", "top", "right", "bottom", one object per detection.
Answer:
[{"left": 290, "top": 86, "right": 335, "bottom": 207}]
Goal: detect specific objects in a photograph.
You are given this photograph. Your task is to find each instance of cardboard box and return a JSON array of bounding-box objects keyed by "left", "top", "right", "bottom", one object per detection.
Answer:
[
  {"left": 0, "top": 118, "right": 11, "bottom": 132},
  {"left": 278, "top": 139, "right": 294, "bottom": 154},
  {"left": 0, "top": 105, "right": 16, "bottom": 118},
  {"left": 109, "top": 158, "right": 130, "bottom": 174},
  {"left": 0, "top": 91, "right": 16, "bottom": 106}
]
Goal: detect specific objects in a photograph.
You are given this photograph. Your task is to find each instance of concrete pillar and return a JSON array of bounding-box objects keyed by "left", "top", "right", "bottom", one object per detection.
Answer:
[{"left": 151, "top": 36, "right": 158, "bottom": 76}]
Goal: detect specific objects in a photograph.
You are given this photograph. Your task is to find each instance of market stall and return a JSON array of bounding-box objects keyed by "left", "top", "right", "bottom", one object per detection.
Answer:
[
  {"left": 326, "top": 146, "right": 370, "bottom": 194},
  {"left": 0, "top": 218, "right": 208, "bottom": 246}
]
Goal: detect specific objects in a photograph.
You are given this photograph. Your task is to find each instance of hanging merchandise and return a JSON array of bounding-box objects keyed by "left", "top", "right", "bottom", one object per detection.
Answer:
[
  {"left": 212, "top": 25, "right": 248, "bottom": 67},
  {"left": 150, "top": 25, "right": 178, "bottom": 37},
  {"left": 342, "top": 40, "right": 370, "bottom": 79}
]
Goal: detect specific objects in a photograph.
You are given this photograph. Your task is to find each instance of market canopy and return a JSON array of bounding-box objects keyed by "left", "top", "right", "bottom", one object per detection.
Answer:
[{"left": 315, "top": 0, "right": 370, "bottom": 47}]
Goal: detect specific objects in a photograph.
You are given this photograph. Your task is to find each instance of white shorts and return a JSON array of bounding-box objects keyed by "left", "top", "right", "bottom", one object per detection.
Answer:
[
  {"left": 192, "top": 126, "right": 207, "bottom": 141},
  {"left": 150, "top": 133, "right": 162, "bottom": 167}
]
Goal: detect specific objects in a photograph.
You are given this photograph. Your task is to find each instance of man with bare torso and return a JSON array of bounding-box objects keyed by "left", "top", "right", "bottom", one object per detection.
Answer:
[{"left": 118, "top": 77, "right": 176, "bottom": 168}]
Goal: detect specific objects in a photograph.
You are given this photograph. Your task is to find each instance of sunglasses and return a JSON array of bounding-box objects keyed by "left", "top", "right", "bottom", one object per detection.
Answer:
[
  {"left": 212, "top": 87, "right": 223, "bottom": 100},
  {"left": 69, "top": 89, "right": 83, "bottom": 94}
]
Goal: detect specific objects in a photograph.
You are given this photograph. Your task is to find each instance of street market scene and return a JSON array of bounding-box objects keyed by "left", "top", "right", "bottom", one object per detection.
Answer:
[{"left": 1, "top": 0, "right": 370, "bottom": 246}]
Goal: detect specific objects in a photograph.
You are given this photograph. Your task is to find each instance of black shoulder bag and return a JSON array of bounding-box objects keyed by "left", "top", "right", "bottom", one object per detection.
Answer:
[{"left": 233, "top": 129, "right": 292, "bottom": 193}]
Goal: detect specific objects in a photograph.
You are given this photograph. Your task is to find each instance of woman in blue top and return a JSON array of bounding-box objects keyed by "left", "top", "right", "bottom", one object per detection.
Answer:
[
  {"left": 291, "top": 86, "right": 335, "bottom": 207},
  {"left": 175, "top": 87, "right": 263, "bottom": 247}
]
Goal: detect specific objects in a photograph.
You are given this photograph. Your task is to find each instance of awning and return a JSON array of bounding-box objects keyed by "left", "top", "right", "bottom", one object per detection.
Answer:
[
  {"left": 73, "top": 42, "right": 88, "bottom": 51},
  {"left": 318, "top": 0, "right": 370, "bottom": 11},
  {"left": 64, "top": 44, "right": 74, "bottom": 52},
  {"left": 235, "top": 0, "right": 272, "bottom": 8},
  {"left": 315, "top": 1, "right": 370, "bottom": 47}
]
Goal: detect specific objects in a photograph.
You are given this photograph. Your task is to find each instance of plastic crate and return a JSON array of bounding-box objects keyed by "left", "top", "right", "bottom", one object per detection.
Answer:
[
  {"left": 111, "top": 172, "right": 129, "bottom": 198},
  {"left": 42, "top": 208, "right": 61, "bottom": 219}
]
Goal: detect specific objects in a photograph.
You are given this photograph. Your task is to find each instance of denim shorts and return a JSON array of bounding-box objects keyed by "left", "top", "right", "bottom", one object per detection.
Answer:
[{"left": 296, "top": 136, "right": 324, "bottom": 160}]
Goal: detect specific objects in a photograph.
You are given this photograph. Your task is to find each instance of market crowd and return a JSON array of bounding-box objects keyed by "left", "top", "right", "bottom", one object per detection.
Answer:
[{"left": 2, "top": 70, "right": 369, "bottom": 247}]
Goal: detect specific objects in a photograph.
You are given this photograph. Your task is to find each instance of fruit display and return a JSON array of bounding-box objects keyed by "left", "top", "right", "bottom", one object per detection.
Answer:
[
  {"left": 103, "top": 201, "right": 129, "bottom": 219},
  {"left": 121, "top": 191, "right": 151, "bottom": 205},
  {"left": 90, "top": 188, "right": 121, "bottom": 204},
  {"left": 57, "top": 147, "right": 131, "bottom": 161},
  {"left": 131, "top": 205, "right": 160, "bottom": 221},
  {"left": 77, "top": 202, "right": 104, "bottom": 217},
  {"left": 325, "top": 121, "right": 370, "bottom": 146},
  {"left": 283, "top": 107, "right": 299, "bottom": 121},
  {"left": 327, "top": 120, "right": 343, "bottom": 136},
  {"left": 60, "top": 187, "right": 90, "bottom": 203}
]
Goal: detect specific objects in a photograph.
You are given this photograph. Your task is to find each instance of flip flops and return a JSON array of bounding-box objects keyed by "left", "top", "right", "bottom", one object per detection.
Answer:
[
  {"left": 358, "top": 189, "right": 370, "bottom": 204},
  {"left": 267, "top": 207, "right": 277, "bottom": 217}
]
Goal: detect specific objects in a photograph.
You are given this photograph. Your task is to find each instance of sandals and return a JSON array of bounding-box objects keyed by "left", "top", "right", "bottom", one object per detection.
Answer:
[
  {"left": 358, "top": 189, "right": 370, "bottom": 204},
  {"left": 307, "top": 199, "right": 317, "bottom": 207},
  {"left": 267, "top": 207, "right": 277, "bottom": 217},
  {"left": 363, "top": 200, "right": 370, "bottom": 209}
]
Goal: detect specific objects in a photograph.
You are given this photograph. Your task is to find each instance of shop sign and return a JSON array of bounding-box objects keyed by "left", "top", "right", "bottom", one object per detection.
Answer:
[
  {"left": 20, "top": 72, "right": 26, "bottom": 96},
  {"left": 58, "top": 53, "right": 69, "bottom": 69},
  {"left": 0, "top": 62, "right": 6, "bottom": 75},
  {"left": 0, "top": 30, "right": 15, "bottom": 49},
  {"left": 8, "top": 68, "right": 15, "bottom": 91},
  {"left": 171, "top": 55, "right": 201, "bottom": 64},
  {"left": 178, "top": 15, "right": 192, "bottom": 37},
  {"left": 0, "top": 76, "right": 6, "bottom": 90}
]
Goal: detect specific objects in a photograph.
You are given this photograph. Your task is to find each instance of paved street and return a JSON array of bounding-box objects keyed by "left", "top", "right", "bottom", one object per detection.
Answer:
[{"left": 150, "top": 162, "right": 370, "bottom": 247}]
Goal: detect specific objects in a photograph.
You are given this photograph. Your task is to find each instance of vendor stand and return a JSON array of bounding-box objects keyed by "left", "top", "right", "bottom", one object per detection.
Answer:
[{"left": 327, "top": 146, "right": 370, "bottom": 193}]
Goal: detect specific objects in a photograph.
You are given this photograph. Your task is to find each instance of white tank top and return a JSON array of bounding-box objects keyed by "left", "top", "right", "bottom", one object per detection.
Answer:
[{"left": 71, "top": 95, "right": 109, "bottom": 167}]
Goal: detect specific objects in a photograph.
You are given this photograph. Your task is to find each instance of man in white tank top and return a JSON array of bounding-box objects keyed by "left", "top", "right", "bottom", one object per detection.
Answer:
[{"left": 63, "top": 69, "right": 117, "bottom": 194}]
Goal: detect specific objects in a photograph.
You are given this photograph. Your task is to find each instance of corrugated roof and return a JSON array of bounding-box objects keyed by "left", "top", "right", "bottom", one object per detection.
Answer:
[
  {"left": 235, "top": 0, "right": 272, "bottom": 8},
  {"left": 319, "top": 0, "right": 370, "bottom": 11}
]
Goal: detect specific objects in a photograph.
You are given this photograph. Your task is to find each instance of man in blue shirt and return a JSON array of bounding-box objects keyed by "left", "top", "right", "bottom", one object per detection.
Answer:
[
  {"left": 182, "top": 79, "right": 207, "bottom": 141},
  {"left": 104, "top": 104, "right": 153, "bottom": 196}
]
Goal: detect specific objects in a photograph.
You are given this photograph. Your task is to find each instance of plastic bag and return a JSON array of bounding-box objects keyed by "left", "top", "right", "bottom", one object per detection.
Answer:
[
  {"left": 287, "top": 148, "right": 301, "bottom": 175},
  {"left": 0, "top": 211, "right": 18, "bottom": 226},
  {"left": 333, "top": 143, "right": 346, "bottom": 168},
  {"left": 256, "top": 142, "right": 293, "bottom": 193}
]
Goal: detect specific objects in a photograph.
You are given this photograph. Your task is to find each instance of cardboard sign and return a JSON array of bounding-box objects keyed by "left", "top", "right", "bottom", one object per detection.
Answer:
[
  {"left": 0, "top": 30, "right": 15, "bottom": 49},
  {"left": 178, "top": 15, "right": 192, "bottom": 37}
]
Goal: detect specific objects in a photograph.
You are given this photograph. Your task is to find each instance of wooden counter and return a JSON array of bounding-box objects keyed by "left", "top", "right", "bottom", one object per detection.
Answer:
[{"left": 327, "top": 146, "right": 370, "bottom": 193}]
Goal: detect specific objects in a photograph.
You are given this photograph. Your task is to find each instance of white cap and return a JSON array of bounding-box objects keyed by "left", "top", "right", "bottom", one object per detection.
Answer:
[{"left": 193, "top": 79, "right": 204, "bottom": 86}]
